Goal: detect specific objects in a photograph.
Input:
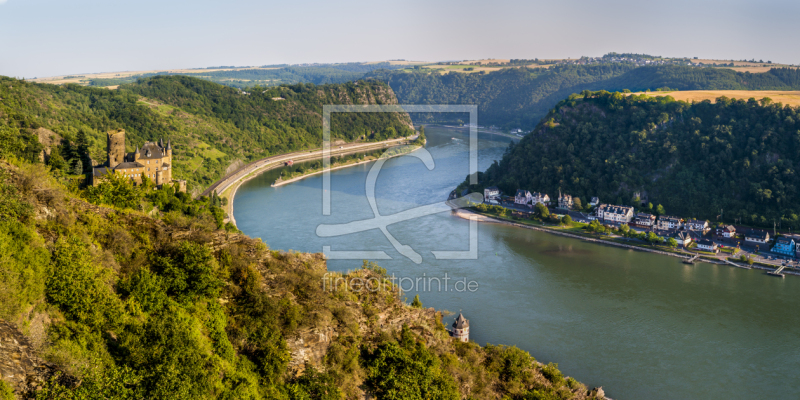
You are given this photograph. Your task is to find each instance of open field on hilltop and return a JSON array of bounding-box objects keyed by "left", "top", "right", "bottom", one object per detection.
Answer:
[
  {"left": 634, "top": 90, "right": 800, "bottom": 107},
  {"left": 690, "top": 59, "right": 797, "bottom": 73},
  {"left": 31, "top": 66, "right": 280, "bottom": 85}
]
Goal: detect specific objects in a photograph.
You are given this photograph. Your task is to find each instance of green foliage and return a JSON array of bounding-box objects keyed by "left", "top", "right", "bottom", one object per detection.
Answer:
[
  {"left": 117, "top": 304, "right": 217, "bottom": 399},
  {"left": 535, "top": 203, "right": 549, "bottom": 218},
  {"left": 35, "top": 364, "right": 142, "bottom": 400},
  {"left": 411, "top": 294, "right": 423, "bottom": 308},
  {"left": 83, "top": 172, "right": 143, "bottom": 210},
  {"left": 363, "top": 327, "right": 459, "bottom": 400},
  {"left": 0, "top": 221, "right": 49, "bottom": 320},
  {"left": 0, "top": 379, "right": 13, "bottom": 400},
  {"left": 286, "top": 365, "right": 342, "bottom": 400},
  {"left": 46, "top": 236, "right": 123, "bottom": 331},
  {"left": 151, "top": 241, "right": 224, "bottom": 302},
  {"left": 475, "top": 90, "right": 800, "bottom": 229},
  {"left": 0, "top": 75, "right": 412, "bottom": 190},
  {"left": 668, "top": 237, "right": 679, "bottom": 248}
]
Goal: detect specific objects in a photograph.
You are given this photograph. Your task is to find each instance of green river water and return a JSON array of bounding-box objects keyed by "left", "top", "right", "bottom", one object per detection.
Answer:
[{"left": 233, "top": 126, "right": 800, "bottom": 399}]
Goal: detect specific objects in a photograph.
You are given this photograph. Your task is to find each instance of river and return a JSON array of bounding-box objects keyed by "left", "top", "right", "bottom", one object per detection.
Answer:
[{"left": 233, "top": 126, "right": 800, "bottom": 399}]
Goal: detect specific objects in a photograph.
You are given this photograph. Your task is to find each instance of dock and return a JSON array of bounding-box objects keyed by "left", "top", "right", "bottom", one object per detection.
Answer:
[
  {"left": 767, "top": 265, "right": 786, "bottom": 278},
  {"left": 683, "top": 254, "right": 700, "bottom": 264},
  {"left": 722, "top": 258, "right": 751, "bottom": 269}
]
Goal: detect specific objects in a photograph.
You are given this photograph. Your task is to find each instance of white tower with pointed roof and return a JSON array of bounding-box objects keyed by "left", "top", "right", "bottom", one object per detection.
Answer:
[{"left": 451, "top": 313, "right": 469, "bottom": 342}]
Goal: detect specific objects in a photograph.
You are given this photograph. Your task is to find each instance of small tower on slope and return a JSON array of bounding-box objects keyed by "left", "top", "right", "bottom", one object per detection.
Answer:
[{"left": 451, "top": 313, "right": 469, "bottom": 342}]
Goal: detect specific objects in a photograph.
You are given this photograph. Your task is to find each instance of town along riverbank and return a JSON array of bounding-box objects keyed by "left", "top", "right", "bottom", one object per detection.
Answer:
[{"left": 449, "top": 207, "right": 798, "bottom": 276}]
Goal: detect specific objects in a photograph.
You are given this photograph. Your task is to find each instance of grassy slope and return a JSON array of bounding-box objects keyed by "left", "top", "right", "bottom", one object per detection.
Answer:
[{"left": 0, "top": 159, "right": 602, "bottom": 400}]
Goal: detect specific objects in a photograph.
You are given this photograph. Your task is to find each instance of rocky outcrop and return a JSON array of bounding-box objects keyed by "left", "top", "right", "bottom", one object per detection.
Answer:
[
  {"left": 0, "top": 320, "right": 57, "bottom": 396},
  {"left": 32, "top": 127, "right": 62, "bottom": 163}
]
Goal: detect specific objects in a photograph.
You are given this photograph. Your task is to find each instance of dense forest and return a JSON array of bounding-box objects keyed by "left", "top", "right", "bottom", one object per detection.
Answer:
[
  {"left": 88, "top": 63, "right": 407, "bottom": 89},
  {"left": 0, "top": 143, "right": 600, "bottom": 398},
  {"left": 367, "top": 65, "right": 800, "bottom": 130},
  {"left": 461, "top": 91, "right": 800, "bottom": 229},
  {"left": 0, "top": 75, "right": 413, "bottom": 191}
]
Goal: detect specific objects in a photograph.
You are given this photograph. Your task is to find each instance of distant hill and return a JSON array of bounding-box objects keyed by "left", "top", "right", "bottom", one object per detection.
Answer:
[
  {"left": 459, "top": 90, "right": 800, "bottom": 229},
  {"left": 0, "top": 75, "right": 413, "bottom": 191},
  {"left": 80, "top": 62, "right": 409, "bottom": 89},
  {"left": 367, "top": 65, "right": 800, "bottom": 130}
]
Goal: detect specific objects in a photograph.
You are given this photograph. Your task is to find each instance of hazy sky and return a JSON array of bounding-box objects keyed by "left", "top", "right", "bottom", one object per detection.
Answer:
[{"left": 1, "top": 0, "right": 798, "bottom": 78}]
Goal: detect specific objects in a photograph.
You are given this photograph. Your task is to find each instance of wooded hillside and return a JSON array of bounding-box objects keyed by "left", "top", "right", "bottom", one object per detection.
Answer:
[
  {"left": 463, "top": 91, "right": 800, "bottom": 229},
  {"left": 0, "top": 76, "right": 413, "bottom": 191}
]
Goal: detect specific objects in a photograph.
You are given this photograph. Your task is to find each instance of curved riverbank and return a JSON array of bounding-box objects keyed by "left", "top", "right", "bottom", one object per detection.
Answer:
[
  {"left": 217, "top": 137, "right": 420, "bottom": 227},
  {"left": 271, "top": 144, "right": 423, "bottom": 188}
]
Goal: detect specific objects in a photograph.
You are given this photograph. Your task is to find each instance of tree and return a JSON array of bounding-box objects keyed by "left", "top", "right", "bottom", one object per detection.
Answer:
[
  {"left": 411, "top": 295, "right": 422, "bottom": 308},
  {"left": 561, "top": 215, "right": 572, "bottom": 225},
  {"left": 535, "top": 203, "right": 549, "bottom": 219},
  {"left": 573, "top": 197, "right": 582, "bottom": 210},
  {"left": 618, "top": 224, "right": 630, "bottom": 235},
  {"left": 73, "top": 159, "right": 84, "bottom": 176},
  {"left": 655, "top": 204, "right": 666, "bottom": 216},
  {"left": 667, "top": 238, "right": 678, "bottom": 248},
  {"left": 646, "top": 202, "right": 653, "bottom": 212},
  {"left": 646, "top": 232, "right": 663, "bottom": 245},
  {"left": 46, "top": 148, "right": 67, "bottom": 171}
]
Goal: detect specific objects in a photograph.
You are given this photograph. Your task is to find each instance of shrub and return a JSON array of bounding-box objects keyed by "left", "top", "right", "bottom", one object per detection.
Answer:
[
  {"left": 46, "top": 236, "right": 123, "bottom": 331},
  {"left": 151, "top": 241, "right": 224, "bottom": 302}
]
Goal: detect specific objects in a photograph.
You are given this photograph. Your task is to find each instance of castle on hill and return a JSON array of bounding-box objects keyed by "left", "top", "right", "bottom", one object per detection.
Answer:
[{"left": 92, "top": 129, "right": 185, "bottom": 191}]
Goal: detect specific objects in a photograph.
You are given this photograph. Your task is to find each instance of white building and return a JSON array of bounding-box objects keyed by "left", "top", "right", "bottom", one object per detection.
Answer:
[
  {"left": 531, "top": 192, "right": 550, "bottom": 205},
  {"left": 596, "top": 204, "right": 634, "bottom": 223},
  {"left": 744, "top": 229, "right": 769, "bottom": 244},
  {"left": 515, "top": 190, "right": 532, "bottom": 206},
  {"left": 484, "top": 186, "right": 500, "bottom": 202},
  {"left": 657, "top": 216, "right": 683, "bottom": 230},
  {"left": 685, "top": 219, "right": 709, "bottom": 233},
  {"left": 696, "top": 239, "right": 719, "bottom": 253}
]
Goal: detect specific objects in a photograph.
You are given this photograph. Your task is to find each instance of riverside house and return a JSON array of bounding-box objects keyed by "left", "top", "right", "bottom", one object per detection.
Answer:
[
  {"left": 685, "top": 219, "right": 710, "bottom": 233},
  {"left": 715, "top": 225, "right": 736, "bottom": 238},
  {"left": 696, "top": 238, "right": 719, "bottom": 253},
  {"left": 772, "top": 237, "right": 796, "bottom": 257},
  {"left": 633, "top": 213, "right": 656, "bottom": 228},
  {"left": 745, "top": 229, "right": 770, "bottom": 244},
  {"left": 515, "top": 190, "right": 532, "bottom": 207},
  {"left": 531, "top": 192, "right": 550, "bottom": 206},
  {"left": 484, "top": 186, "right": 500, "bottom": 201},
  {"left": 596, "top": 204, "right": 634, "bottom": 224},
  {"left": 589, "top": 197, "right": 600, "bottom": 207},
  {"left": 557, "top": 192, "right": 573, "bottom": 209},
  {"left": 657, "top": 216, "right": 683, "bottom": 231},
  {"left": 671, "top": 231, "right": 693, "bottom": 247},
  {"left": 672, "top": 230, "right": 702, "bottom": 247}
]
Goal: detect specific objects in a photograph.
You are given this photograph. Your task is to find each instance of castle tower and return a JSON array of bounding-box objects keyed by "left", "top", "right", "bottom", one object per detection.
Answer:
[
  {"left": 134, "top": 146, "right": 140, "bottom": 162},
  {"left": 451, "top": 313, "right": 469, "bottom": 342},
  {"left": 107, "top": 129, "right": 126, "bottom": 168}
]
